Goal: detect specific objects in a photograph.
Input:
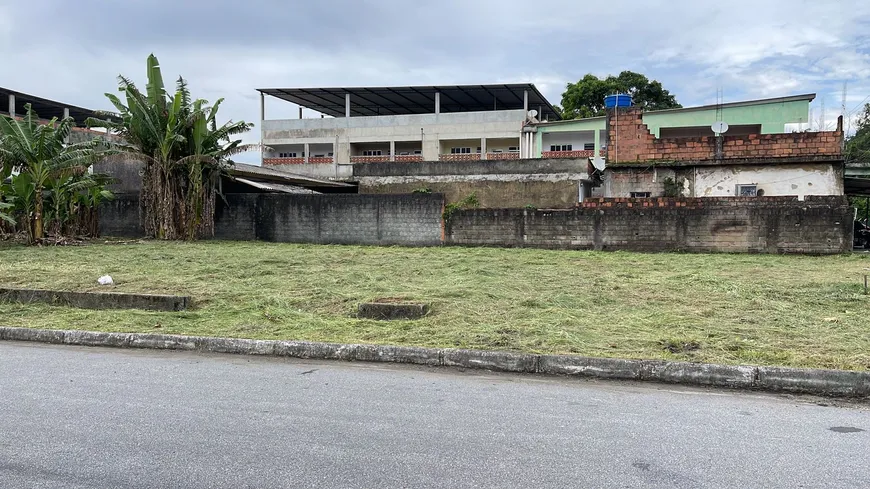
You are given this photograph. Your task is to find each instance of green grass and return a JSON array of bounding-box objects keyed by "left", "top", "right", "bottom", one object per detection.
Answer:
[{"left": 1, "top": 240, "right": 869, "bottom": 370}]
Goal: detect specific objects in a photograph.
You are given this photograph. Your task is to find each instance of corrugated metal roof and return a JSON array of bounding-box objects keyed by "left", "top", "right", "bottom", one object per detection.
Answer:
[{"left": 258, "top": 84, "right": 561, "bottom": 120}]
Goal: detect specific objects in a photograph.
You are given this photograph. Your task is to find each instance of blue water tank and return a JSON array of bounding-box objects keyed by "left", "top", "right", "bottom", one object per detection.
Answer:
[{"left": 604, "top": 94, "right": 633, "bottom": 108}]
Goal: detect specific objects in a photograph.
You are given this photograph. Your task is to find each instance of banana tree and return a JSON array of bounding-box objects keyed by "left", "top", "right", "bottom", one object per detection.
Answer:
[
  {"left": 87, "top": 54, "right": 255, "bottom": 240},
  {"left": 0, "top": 104, "right": 107, "bottom": 243}
]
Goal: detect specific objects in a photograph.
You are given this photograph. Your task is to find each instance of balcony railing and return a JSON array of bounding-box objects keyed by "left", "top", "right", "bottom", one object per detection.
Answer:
[
  {"left": 350, "top": 155, "right": 391, "bottom": 163},
  {"left": 263, "top": 157, "right": 304, "bottom": 165},
  {"left": 263, "top": 156, "right": 334, "bottom": 165},
  {"left": 542, "top": 150, "right": 595, "bottom": 159},
  {"left": 487, "top": 152, "right": 520, "bottom": 160},
  {"left": 395, "top": 155, "right": 424, "bottom": 162},
  {"left": 440, "top": 153, "right": 481, "bottom": 162}
]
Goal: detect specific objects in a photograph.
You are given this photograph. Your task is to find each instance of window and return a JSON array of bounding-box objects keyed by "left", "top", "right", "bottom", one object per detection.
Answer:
[
  {"left": 476, "top": 147, "right": 481, "bottom": 154},
  {"left": 278, "top": 152, "right": 297, "bottom": 158},
  {"left": 413, "top": 150, "right": 422, "bottom": 155},
  {"left": 508, "top": 146, "right": 519, "bottom": 153},
  {"left": 550, "top": 144, "right": 573, "bottom": 152},
  {"left": 630, "top": 192, "right": 651, "bottom": 198},
  {"left": 328, "top": 152, "right": 334, "bottom": 157},
  {"left": 314, "top": 154, "right": 325, "bottom": 158},
  {"left": 451, "top": 147, "right": 472, "bottom": 154},
  {"left": 362, "top": 150, "right": 383, "bottom": 156},
  {"left": 737, "top": 184, "right": 758, "bottom": 197},
  {"left": 584, "top": 143, "right": 595, "bottom": 151},
  {"left": 491, "top": 149, "right": 503, "bottom": 154}
]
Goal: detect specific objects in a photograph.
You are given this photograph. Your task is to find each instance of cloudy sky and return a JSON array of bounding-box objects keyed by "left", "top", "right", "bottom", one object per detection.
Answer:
[{"left": 2, "top": 0, "right": 868, "bottom": 162}]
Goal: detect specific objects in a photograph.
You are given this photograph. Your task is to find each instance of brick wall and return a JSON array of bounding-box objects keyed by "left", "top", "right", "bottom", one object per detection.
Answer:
[
  {"left": 607, "top": 107, "right": 843, "bottom": 163},
  {"left": 447, "top": 196, "right": 853, "bottom": 254},
  {"left": 101, "top": 193, "right": 445, "bottom": 246}
]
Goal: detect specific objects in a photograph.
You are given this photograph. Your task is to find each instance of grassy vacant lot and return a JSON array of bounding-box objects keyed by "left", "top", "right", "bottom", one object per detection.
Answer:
[{"left": 1, "top": 241, "right": 869, "bottom": 370}]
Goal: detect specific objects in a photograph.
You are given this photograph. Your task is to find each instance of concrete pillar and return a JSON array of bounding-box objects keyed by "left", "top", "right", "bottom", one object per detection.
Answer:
[
  {"left": 298, "top": 106, "right": 303, "bottom": 119},
  {"left": 63, "top": 107, "right": 70, "bottom": 144},
  {"left": 304, "top": 143, "right": 310, "bottom": 164},
  {"left": 8, "top": 94, "right": 14, "bottom": 118},
  {"left": 594, "top": 129, "right": 601, "bottom": 156},
  {"left": 259, "top": 92, "right": 265, "bottom": 122},
  {"left": 523, "top": 90, "right": 529, "bottom": 115},
  {"left": 389, "top": 141, "right": 396, "bottom": 161},
  {"left": 435, "top": 92, "right": 441, "bottom": 115},
  {"left": 480, "top": 138, "right": 487, "bottom": 160},
  {"left": 345, "top": 93, "right": 351, "bottom": 118}
]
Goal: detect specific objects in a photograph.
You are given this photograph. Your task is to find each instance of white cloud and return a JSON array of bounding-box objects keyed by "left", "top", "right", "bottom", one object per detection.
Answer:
[{"left": 1, "top": 0, "right": 868, "bottom": 162}]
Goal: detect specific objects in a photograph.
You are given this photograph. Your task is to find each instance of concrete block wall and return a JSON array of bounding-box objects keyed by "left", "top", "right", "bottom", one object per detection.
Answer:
[
  {"left": 607, "top": 107, "right": 843, "bottom": 164},
  {"left": 447, "top": 196, "right": 853, "bottom": 254},
  {"left": 355, "top": 157, "right": 589, "bottom": 208},
  {"left": 101, "top": 193, "right": 445, "bottom": 246}
]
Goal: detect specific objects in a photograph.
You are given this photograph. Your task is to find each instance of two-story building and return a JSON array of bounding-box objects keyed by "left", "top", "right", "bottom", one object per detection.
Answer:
[{"left": 258, "top": 84, "right": 560, "bottom": 180}]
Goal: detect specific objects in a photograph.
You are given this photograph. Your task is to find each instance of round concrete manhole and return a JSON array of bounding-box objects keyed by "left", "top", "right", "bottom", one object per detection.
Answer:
[{"left": 357, "top": 299, "right": 429, "bottom": 320}]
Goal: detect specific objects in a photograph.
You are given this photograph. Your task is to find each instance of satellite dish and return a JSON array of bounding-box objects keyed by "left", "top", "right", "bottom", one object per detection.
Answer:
[
  {"left": 528, "top": 109, "right": 538, "bottom": 117},
  {"left": 591, "top": 156, "right": 606, "bottom": 171},
  {"left": 711, "top": 121, "right": 729, "bottom": 135}
]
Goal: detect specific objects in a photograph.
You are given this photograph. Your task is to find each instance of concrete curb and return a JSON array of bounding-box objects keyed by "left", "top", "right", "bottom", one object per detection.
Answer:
[{"left": 1, "top": 327, "right": 868, "bottom": 398}]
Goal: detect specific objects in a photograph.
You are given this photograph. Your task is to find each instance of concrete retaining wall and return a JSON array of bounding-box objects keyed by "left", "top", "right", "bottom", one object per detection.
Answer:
[
  {"left": 355, "top": 158, "right": 589, "bottom": 208},
  {"left": 447, "top": 196, "right": 854, "bottom": 254},
  {"left": 101, "top": 193, "right": 445, "bottom": 246}
]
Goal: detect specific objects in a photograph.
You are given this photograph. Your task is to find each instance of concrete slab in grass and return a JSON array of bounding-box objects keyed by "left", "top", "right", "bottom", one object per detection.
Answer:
[
  {"left": 357, "top": 302, "right": 428, "bottom": 320},
  {"left": 0, "top": 287, "right": 190, "bottom": 311}
]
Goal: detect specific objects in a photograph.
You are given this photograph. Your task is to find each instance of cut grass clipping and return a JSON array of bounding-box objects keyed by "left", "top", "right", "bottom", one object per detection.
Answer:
[{"left": 1, "top": 241, "right": 869, "bottom": 370}]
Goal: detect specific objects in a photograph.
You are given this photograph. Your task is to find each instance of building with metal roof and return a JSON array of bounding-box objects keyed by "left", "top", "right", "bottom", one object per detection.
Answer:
[
  {"left": 258, "top": 84, "right": 556, "bottom": 180},
  {"left": 1, "top": 86, "right": 105, "bottom": 125}
]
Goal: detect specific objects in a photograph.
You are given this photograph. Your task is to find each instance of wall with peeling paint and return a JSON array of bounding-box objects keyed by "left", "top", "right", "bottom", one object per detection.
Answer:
[
  {"left": 604, "top": 163, "right": 844, "bottom": 199},
  {"left": 691, "top": 163, "right": 843, "bottom": 198}
]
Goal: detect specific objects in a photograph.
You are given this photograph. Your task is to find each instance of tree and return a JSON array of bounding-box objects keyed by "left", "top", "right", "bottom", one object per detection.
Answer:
[
  {"left": 88, "top": 54, "right": 255, "bottom": 240},
  {"left": 846, "top": 102, "right": 870, "bottom": 164},
  {"left": 560, "top": 71, "right": 681, "bottom": 119},
  {"left": 0, "top": 104, "right": 108, "bottom": 243}
]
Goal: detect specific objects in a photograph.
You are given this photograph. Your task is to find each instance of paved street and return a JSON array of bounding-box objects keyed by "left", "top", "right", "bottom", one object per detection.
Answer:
[{"left": 0, "top": 342, "right": 868, "bottom": 488}]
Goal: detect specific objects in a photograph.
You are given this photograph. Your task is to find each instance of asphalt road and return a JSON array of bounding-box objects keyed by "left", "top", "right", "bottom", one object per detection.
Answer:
[{"left": 1, "top": 343, "right": 868, "bottom": 488}]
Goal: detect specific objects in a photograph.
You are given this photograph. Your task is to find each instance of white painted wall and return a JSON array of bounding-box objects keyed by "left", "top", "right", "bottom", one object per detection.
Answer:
[
  {"left": 542, "top": 131, "right": 595, "bottom": 151},
  {"left": 692, "top": 163, "right": 842, "bottom": 198}
]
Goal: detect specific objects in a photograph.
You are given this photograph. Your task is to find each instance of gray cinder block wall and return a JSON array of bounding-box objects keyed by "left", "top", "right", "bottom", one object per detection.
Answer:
[
  {"left": 100, "top": 194, "right": 853, "bottom": 254},
  {"left": 101, "top": 193, "right": 445, "bottom": 246},
  {"left": 446, "top": 196, "right": 854, "bottom": 254}
]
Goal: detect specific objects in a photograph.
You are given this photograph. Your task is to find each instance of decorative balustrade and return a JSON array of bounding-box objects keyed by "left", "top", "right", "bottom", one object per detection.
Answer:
[{"left": 542, "top": 150, "right": 595, "bottom": 159}]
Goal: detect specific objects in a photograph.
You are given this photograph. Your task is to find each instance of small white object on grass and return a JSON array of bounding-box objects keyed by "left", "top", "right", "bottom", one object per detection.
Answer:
[{"left": 98, "top": 275, "right": 114, "bottom": 286}]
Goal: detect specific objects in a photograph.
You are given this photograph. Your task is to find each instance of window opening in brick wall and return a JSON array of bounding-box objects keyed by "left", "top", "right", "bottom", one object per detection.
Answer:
[
  {"left": 550, "top": 144, "right": 573, "bottom": 152},
  {"left": 508, "top": 146, "right": 519, "bottom": 152},
  {"left": 630, "top": 192, "right": 651, "bottom": 198},
  {"left": 278, "top": 152, "right": 298, "bottom": 158},
  {"left": 737, "top": 184, "right": 758, "bottom": 197},
  {"left": 451, "top": 147, "right": 472, "bottom": 154},
  {"left": 362, "top": 150, "right": 383, "bottom": 156},
  {"left": 584, "top": 143, "right": 595, "bottom": 151}
]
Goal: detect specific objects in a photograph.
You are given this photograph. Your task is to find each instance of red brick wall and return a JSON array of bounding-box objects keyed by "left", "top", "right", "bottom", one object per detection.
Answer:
[{"left": 606, "top": 107, "right": 843, "bottom": 163}]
